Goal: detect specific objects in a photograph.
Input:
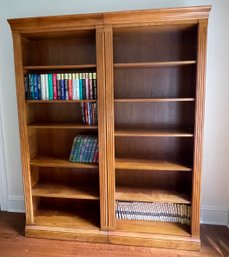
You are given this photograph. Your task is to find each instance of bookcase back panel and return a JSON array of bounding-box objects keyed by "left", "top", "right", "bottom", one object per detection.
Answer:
[
  {"left": 115, "top": 102, "right": 195, "bottom": 130},
  {"left": 116, "top": 170, "right": 192, "bottom": 194},
  {"left": 114, "top": 66, "right": 196, "bottom": 99},
  {"left": 27, "top": 103, "right": 83, "bottom": 123},
  {"left": 115, "top": 137, "right": 193, "bottom": 165},
  {"left": 31, "top": 167, "right": 99, "bottom": 187},
  {"left": 29, "top": 129, "right": 97, "bottom": 158},
  {"left": 22, "top": 30, "right": 96, "bottom": 66},
  {"left": 33, "top": 197, "right": 100, "bottom": 229},
  {"left": 113, "top": 25, "right": 197, "bottom": 63}
]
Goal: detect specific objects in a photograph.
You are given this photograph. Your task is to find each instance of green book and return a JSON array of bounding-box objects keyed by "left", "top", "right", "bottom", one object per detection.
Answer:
[
  {"left": 69, "top": 136, "right": 78, "bottom": 162},
  {"left": 48, "top": 74, "right": 53, "bottom": 100},
  {"left": 73, "top": 135, "right": 84, "bottom": 162}
]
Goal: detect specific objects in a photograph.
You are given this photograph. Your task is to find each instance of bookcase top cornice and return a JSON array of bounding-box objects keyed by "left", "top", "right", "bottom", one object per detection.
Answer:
[{"left": 8, "top": 5, "right": 211, "bottom": 33}]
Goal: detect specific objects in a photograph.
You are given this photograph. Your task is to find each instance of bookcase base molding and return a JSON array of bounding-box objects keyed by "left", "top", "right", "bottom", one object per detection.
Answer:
[
  {"left": 26, "top": 226, "right": 200, "bottom": 251},
  {"left": 8, "top": 5, "right": 210, "bottom": 251}
]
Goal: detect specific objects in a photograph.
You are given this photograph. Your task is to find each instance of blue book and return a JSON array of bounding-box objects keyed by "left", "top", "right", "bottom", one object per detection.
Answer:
[
  {"left": 79, "top": 74, "right": 83, "bottom": 99},
  {"left": 33, "top": 74, "right": 38, "bottom": 100},
  {"left": 69, "top": 137, "right": 78, "bottom": 162},
  {"left": 37, "top": 74, "right": 41, "bottom": 100},
  {"left": 28, "top": 74, "right": 34, "bottom": 100},
  {"left": 60, "top": 74, "right": 65, "bottom": 100}
]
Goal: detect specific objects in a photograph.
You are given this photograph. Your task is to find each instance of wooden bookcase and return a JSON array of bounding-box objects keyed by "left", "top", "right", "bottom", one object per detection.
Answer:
[{"left": 8, "top": 5, "right": 211, "bottom": 251}]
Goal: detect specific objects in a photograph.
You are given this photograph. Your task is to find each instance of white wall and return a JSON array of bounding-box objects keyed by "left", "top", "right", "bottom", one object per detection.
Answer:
[{"left": 0, "top": 0, "right": 228, "bottom": 225}]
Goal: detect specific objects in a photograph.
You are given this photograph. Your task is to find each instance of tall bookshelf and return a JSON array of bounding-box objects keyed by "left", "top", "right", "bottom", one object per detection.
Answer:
[{"left": 8, "top": 5, "right": 210, "bottom": 251}]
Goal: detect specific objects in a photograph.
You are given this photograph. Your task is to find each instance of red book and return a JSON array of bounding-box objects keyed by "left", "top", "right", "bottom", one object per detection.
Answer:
[
  {"left": 53, "top": 74, "right": 57, "bottom": 100},
  {"left": 68, "top": 73, "right": 73, "bottom": 100}
]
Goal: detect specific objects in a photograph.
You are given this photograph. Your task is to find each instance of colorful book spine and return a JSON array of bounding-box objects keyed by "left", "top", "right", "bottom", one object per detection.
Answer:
[
  {"left": 40, "top": 74, "right": 46, "bottom": 100},
  {"left": 60, "top": 74, "right": 65, "bottom": 100},
  {"left": 79, "top": 73, "right": 83, "bottom": 99},
  {"left": 89, "top": 73, "right": 93, "bottom": 99},
  {"left": 53, "top": 74, "right": 57, "bottom": 100},
  {"left": 64, "top": 73, "right": 69, "bottom": 100},
  {"left": 48, "top": 74, "right": 53, "bottom": 100},
  {"left": 24, "top": 75, "right": 29, "bottom": 99},
  {"left": 68, "top": 73, "right": 73, "bottom": 100},
  {"left": 24, "top": 72, "right": 97, "bottom": 102},
  {"left": 93, "top": 72, "right": 97, "bottom": 99},
  {"left": 56, "top": 74, "right": 61, "bottom": 100}
]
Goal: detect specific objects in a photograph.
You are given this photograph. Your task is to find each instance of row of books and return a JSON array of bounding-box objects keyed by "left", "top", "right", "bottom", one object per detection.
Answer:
[
  {"left": 116, "top": 201, "right": 191, "bottom": 225},
  {"left": 69, "top": 134, "right": 98, "bottom": 163},
  {"left": 24, "top": 73, "right": 97, "bottom": 100},
  {"left": 81, "top": 103, "right": 97, "bottom": 125}
]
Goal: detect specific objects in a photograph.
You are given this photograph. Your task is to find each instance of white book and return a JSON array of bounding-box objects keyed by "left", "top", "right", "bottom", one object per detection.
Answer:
[
  {"left": 44, "top": 74, "right": 49, "bottom": 100},
  {"left": 40, "top": 74, "right": 46, "bottom": 100},
  {"left": 75, "top": 73, "right": 80, "bottom": 100},
  {"left": 72, "top": 73, "right": 76, "bottom": 100}
]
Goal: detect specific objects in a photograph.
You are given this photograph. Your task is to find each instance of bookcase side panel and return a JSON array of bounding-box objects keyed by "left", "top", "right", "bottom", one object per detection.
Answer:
[
  {"left": 104, "top": 27, "right": 116, "bottom": 230},
  {"left": 12, "top": 32, "right": 34, "bottom": 224},
  {"left": 96, "top": 28, "right": 108, "bottom": 230},
  {"left": 191, "top": 20, "right": 208, "bottom": 237}
]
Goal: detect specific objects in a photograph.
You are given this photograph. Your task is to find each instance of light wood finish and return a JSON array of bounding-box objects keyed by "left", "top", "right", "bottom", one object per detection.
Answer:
[
  {"left": 12, "top": 32, "right": 34, "bottom": 224},
  {"left": 114, "top": 61, "right": 196, "bottom": 68},
  {"left": 1, "top": 212, "right": 229, "bottom": 257},
  {"left": 114, "top": 98, "right": 195, "bottom": 103},
  {"left": 32, "top": 183, "right": 99, "bottom": 200},
  {"left": 9, "top": 6, "right": 210, "bottom": 250},
  {"left": 8, "top": 6, "right": 211, "bottom": 32},
  {"left": 105, "top": 27, "right": 116, "bottom": 230},
  {"left": 24, "top": 64, "right": 96, "bottom": 70},
  {"left": 191, "top": 20, "right": 208, "bottom": 237},
  {"left": 116, "top": 186, "right": 191, "bottom": 204},
  {"left": 30, "top": 156, "right": 98, "bottom": 169},
  {"left": 28, "top": 122, "right": 98, "bottom": 130},
  {"left": 115, "top": 128, "right": 193, "bottom": 137},
  {"left": 96, "top": 28, "right": 108, "bottom": 230},
  {"left": 26, "top": 100, "right": 96, "bottom": 103},
  {"left": 116, "top": 158, "right": 192, "bottom": 171},
  {"left": 116, "top": 219, "right": 190, "bottom": 237}
]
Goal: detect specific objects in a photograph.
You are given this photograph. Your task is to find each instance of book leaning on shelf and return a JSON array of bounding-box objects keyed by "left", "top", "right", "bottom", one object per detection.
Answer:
[
  {"left": 69, "top": 134, "right": 98, "bottom": 163},
  {"left": 24, "top": 72, "right": 97, "bottom": 101}
]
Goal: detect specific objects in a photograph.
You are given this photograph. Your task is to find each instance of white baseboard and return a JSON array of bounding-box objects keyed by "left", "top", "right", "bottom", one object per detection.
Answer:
[
  {"left": 0, "top": 109, "right": 8, "bottom": 211},
  {"left": 200, "top": 206, "right": 229, "bottom": 227},
  {"left": 7, "top": 195, "right": 25, "bottom": 213}
]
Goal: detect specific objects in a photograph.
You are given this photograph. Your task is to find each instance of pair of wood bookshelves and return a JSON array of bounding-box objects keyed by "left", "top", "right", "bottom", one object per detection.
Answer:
[{"left": 8, "top": 5, "right": 210, "bottom": 251}]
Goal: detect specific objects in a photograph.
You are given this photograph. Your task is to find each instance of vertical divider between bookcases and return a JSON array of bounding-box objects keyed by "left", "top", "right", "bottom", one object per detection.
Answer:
[
  {"left": 104, "top": 26, "right": 116, "bottom": 230},
  {"left": 191, "top": 19, "right": 208, "bottom": 237},
  {"left": 12, "top": 32, "right": 34, "bottom": 224},
  {"left": 96, "top": 27, "right": 109, "bottom": 231}
]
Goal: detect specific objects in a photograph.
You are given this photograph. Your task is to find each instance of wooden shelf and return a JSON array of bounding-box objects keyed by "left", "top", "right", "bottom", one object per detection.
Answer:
[
  {"left": 115, "top": 128, "right": 193, "bottom": 137},
  {"left": 116, "top": 219, "right": 190, "bottom": 237},
  {"left": 30, "top": 156, "right": 98, "bottom": 169},
  {"left": 116, "top": 186, "right": 191, "bottom": 204},
  {"left": 34, "top": 205, "right": 100, "bottom": 230},
  {"left": 114, "top": 98, "right": 195, "bottom": 103},
  {"left": 115, "top": 158, "right": 192, "bottom": 171},
  {"left": 32, "top": 183, "right": 99, "bottom": 200},
  {"left": 114, "top": 61, "right": 196, "bottom": 69},
  {"left": 26, "top": 100, "right": 96, "bottom": 104},
  {"left": 24, "top": 64, "right": 96, "bottom": 70},
  {"left": 28, "top": 122, "right": 98, "bottom": 130}
]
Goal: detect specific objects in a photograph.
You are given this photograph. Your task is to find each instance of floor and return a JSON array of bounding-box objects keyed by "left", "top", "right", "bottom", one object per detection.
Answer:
[{"left": 0, "top": 212, "right": 228, "bottom": 257}]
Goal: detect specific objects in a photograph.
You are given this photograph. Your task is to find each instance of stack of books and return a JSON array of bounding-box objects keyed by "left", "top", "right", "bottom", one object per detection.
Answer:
[
  {"left": 24, "top": 72, "right": 97, "bottom": 100},
  {"left": 81, "top": 102, "right": 97, "bottom": 125},
  {"left": 69, "top": 134, "right": 98, "bottom": 163},
  {"left": 116, "top": 201, "right": 191, "bottom": 225}
]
